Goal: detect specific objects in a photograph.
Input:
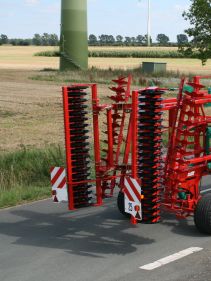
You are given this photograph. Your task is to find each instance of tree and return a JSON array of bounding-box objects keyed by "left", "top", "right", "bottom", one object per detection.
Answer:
[
  {"left": 136, "top": 35, "right": 145, "bottom": 45},
  {"left": 89, "top": 34, "right": 98, "bottom": 45},
  {"left": 182, "top": 0, "right": 211, "bottom": 64},
  {"left": 49, "top": 34, "right": 59, "bottom": 46},
  {"left": 107, "top": 35, "right": 115, "bottom": 45},
  {"left": 116, "top": 35, "right": 123, "bottom": 45},
  {"left": 32, "top": 34, "right": 42, "bottom": 46},
  {"left": 0, "top": 34, "right": 8, "bottom": 44},
  {"left": 99, "top": 34, "right": 108, "bottom": 45},
  {"left": 131, "top": 37, "right": 136, "bottom": 46},
  {"left": 156, "top": 34, "right": 169, "bottom": 46},
  {"left": 42, "top": 33, "right": 51, "bottom": 46},
  {"left": 143, "top": 34, "right": 152, "bottom": 45},
  {"left": 177, "top": 34, "right": 189, "bottom": 45},
  {"left": 125, "top": 37, "right": 132, "bottom": 45}
]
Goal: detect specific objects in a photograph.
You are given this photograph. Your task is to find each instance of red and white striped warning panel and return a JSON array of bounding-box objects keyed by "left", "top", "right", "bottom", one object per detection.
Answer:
[
  {"left": 50, "top": 167, "right": 68, "bottom": 202},
  {"left": 124, "top": 177, "right": 142, "bottom": 220}
]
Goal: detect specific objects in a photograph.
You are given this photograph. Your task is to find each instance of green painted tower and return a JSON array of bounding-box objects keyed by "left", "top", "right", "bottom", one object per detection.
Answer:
[{"left": 60, "top": 0, "right": 88, "bottom": 71}]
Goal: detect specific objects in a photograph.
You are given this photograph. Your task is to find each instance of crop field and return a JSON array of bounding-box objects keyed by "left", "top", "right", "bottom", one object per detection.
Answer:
[
  {"left": 89, "top": 46, "right": 179, "bottom": 51},
  {"left": 1, "top": 46, "right": 211, "bottom": 74}
]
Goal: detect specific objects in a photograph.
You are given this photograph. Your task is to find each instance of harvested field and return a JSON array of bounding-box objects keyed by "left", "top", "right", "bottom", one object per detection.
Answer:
[
  {"left": 0, "top": 46, "right": 210, "bottom": 151},
  {"left": 0, "top": 46, "right": 211, "bottom": 75},
  {"left": 0, "top": 69, "right": 109, "bottom": 152},
  {"left": 89, "top": 57, "right": 211, "bottom": 75}
]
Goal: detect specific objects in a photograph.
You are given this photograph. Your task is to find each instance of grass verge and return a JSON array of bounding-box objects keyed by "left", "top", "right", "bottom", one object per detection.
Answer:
[
  {"left": 31, "top": 67, "right": 191, "bottom": 87},
  {"left": 0, "top": 145, "right": 65, "bottom": 208}
]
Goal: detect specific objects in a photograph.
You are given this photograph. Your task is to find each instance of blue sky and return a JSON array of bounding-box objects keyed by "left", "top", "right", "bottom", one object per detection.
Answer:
[{"left": 0, "top": 0, "right": 191, "bottom": 41}]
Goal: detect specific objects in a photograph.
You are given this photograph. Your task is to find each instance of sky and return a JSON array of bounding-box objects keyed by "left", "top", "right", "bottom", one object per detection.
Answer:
[{"left": 0, "top": 0, "right": 191, "bottom": 42}]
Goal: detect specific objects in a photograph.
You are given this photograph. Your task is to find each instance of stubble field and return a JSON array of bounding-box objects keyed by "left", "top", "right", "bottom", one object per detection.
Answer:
[
  {"left": 1, "top": 45, "right": 211, "bottom": 74},
  {"left": 1, "top": 45, "right": 211, "bottom": 152}
]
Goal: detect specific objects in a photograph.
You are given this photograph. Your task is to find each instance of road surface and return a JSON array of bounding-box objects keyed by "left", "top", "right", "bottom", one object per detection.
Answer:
[{"left": 0, "top": 182, "right": 211, "bottom": 281}]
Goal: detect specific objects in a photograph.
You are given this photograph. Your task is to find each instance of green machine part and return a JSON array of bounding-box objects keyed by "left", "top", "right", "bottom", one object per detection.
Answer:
[
  {"left": 60, "top": 0, "right": 88, "bottom": 71},
  {"left": 183, "top": 84, "right": 194, "bottom": 93},
  {"left": 206, "top": 127, "right": 211, "bottom": 169},
  {"left": 205, "top": 87, "right": 211, "bottom": 107}
]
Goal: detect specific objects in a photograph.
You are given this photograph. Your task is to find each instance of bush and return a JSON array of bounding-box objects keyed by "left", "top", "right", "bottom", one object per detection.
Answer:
[{"left": 34, "top": 50, "right": 60, "bottom": 57}]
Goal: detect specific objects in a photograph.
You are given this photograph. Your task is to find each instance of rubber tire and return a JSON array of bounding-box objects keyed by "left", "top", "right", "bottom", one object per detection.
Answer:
[
  {"left": 194, "top": 194, "right": 211, "bottom": 235},
  {"left": 117, "top": 191, "right": 130, "bottom": 218}
]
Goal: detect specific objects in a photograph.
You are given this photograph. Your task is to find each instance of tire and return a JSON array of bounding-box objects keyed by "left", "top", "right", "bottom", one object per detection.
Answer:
[
  {"left": 194, "top": 194, "right": 211, "bottom": 234},
  {"left": 117, "top": 191, "right": 130, "bottom": 218}
]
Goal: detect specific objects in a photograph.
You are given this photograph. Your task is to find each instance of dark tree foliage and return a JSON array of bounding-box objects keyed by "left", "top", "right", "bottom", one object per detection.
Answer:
[
  {"left": 98, "top": 34, "right": 115, "bottom": 45},
  {"left": 10, "top": 39, "right": 32, "bottom": 46},
  {"left": 116, "top": 35, "right": 123, "bottom": 44},
  {"left": 177, "top": 34, "right": 189, "bottom": 45},
  {"left": 182, "top": 0, "right": 211, "bottom": 64},
  {"left": 124, "top": 37, "right": 131, "bottom": 45},
  {"left": 32, "top": 33, "right": 42, "bottom": 46},
  {"left": 0, "top": 34, "right": 8, "bottom": 44},
  {"left": 136, "top": 35, "right": 145, "bottom": 45},
  {"left": 156, "top": 34, "right": 170, "bottom": 46},
  {"left": 89, "top": 34, "right": 98, "bottom": 45},
  {"left": 143, "top": 34, "right": 152, "bottom": 45}
]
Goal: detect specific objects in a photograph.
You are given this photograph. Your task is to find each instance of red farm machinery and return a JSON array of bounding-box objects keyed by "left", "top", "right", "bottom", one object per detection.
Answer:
[{"left": 51, "top": 75, "right": 211, "bottom": 234}]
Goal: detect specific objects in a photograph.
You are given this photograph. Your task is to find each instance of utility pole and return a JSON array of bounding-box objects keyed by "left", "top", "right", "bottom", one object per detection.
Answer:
[{"left": 147, "top": 0, "right": 151, "bottom": 46}]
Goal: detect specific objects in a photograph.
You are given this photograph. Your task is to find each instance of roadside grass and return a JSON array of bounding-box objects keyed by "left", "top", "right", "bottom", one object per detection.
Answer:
[{"left": 0, "top": 145, "right": 65, "bottom": 208}]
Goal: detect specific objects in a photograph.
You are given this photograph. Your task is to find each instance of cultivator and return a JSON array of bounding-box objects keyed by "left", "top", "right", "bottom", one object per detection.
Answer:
[
  {"left": 51, "top": 75, "right": 211, "bottom": 234},
  {"left": 164, "top": 76, "right": 211, "bottom": 219}
]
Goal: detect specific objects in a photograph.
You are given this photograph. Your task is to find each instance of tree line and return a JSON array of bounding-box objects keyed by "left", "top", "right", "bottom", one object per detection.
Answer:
[
  {"left": 0, "top": 33, "right": 59, "bottom": 46},
  {"left": 89, "top": 34, "right": 188, "bottom": 46},
  {"left": 0, "top": 33, "right": 188, "bottom": 47}
]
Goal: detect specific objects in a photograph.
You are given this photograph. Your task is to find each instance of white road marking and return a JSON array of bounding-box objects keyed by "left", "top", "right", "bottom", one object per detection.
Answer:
[{"left": 140, "top": 247, "right": 203, "bottom": 270}]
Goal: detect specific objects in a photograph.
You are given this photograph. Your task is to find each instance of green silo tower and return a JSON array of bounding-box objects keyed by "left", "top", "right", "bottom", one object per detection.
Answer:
[{"left": 60, "top": 0, "right": 88, "bottom": 71}]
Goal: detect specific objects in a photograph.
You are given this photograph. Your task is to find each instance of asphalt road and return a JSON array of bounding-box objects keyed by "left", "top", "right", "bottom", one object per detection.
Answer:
[{"left": 0, "top": 181, "right": 211, "bottom": 281}]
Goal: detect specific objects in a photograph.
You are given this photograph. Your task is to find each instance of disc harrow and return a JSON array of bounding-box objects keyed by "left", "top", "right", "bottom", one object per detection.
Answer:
[
  {"left": 63, "top": 86, "right": 93, "bottom": 210},
  {"left": 137, "top": 88, "right": 164, "bottom": 223},
  {"left": 54, "top": 75, "right": 211, "bottom": 234}
]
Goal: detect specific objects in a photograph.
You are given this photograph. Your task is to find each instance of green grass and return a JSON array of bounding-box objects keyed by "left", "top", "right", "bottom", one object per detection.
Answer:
[
  {"left": 34, "top": 50, "right": 199, "bottom": 59},
  {"left": 88, "top": 50, "right": 192, "bottom": 58},
  {"left": 34, "top": 50, "right": 60, "bottom": 57},
  {"left": 0, "top": 110, "right": 17, "bottom": 118},
  {"left": 31, "top": 67, "right": 192, "bottom": 88},
  {"left": 0, "top": 145, "right": 65, "bottom": 208}
]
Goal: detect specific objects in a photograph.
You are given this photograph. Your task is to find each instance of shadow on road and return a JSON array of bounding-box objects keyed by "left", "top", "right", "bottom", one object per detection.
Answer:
[
  {"left": 0, "top": 202, "right": 154, "bottom": 258},
  {"left": 161, "top": 212, "right": 208, "bottom": 238}
]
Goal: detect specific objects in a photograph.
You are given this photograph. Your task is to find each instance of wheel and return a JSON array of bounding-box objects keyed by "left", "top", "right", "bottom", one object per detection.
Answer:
[
  {"left": 194, "top": 194, "right": 211, "bottom": 234},
  {"left": 117, "top": 191, "right": 130, "bottom": 218}
]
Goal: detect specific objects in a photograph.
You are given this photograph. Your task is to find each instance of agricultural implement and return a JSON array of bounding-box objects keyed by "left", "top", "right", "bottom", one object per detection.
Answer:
[{"left": 51, "top": 75, "right": 211, "bottom": 234}]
